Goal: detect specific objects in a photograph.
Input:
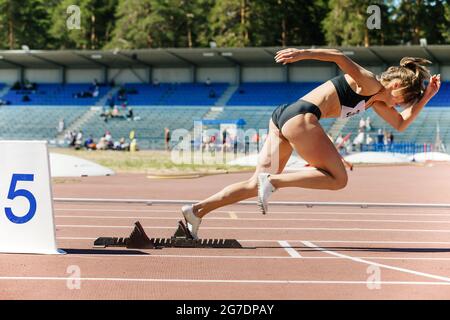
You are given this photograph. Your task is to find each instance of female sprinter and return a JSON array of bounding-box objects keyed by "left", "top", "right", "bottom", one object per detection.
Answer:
[{"left": 181, "top": 48, "right": 441, "bottom": 239}]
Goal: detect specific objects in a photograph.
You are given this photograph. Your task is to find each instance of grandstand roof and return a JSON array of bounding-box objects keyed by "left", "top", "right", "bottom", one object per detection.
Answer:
[{"left": 0, "top": 45, "right": 449, "bottom": 69}]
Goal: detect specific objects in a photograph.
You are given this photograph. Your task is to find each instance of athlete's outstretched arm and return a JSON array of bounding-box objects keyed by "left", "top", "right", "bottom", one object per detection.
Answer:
[
  {"left": 275, "top": 48, "right": 380, "bottom": 88},
  {"left": 372, "top": 74, "right": 441, "bottom": 132}
]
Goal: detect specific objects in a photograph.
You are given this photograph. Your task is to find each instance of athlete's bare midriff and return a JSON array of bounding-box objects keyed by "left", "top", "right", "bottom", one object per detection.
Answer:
[{"left": 299, "top": 74, "right": 378, "bottom": 119}]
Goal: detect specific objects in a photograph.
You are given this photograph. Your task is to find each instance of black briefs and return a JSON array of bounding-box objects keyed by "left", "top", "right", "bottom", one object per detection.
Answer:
[{"left": 271, "top": 99, "right": 322, "bottom": 130}]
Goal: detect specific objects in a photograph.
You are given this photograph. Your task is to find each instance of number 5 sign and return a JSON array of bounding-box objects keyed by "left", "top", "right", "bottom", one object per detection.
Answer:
[{"left": 0, "top": 141, "right": 64, "bottom": 254}]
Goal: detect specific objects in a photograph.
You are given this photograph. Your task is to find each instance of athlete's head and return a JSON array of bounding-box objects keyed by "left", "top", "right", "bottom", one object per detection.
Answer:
[{"left": 379, "top": 57, "right": 431, "bottom": 108}]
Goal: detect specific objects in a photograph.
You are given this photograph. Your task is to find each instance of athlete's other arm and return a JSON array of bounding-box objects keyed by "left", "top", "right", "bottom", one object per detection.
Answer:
[
  {"left": 274, "top": 48, "right": 380, "bottom": 88},
  {"left": 372, "top": 75, "right": 441, "bottom": 132}
]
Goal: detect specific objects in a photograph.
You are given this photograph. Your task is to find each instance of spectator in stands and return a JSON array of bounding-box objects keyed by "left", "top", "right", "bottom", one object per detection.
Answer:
[
  {"left": 75, "top": 130, "right": 83, "bottom": 149},
  {"left": 377, "top": 129, "right": 384, "bottom": 144},
  {"left": 84, "top": 135, "right": 96, "bottom": 150},
  {"left": 126, "top": 107, "right": 134, "bottom": 120},
  {"left": 205, "top": 77, "right": 211, "bottom": 86},
  {"left": 65, "top": 130, "right": 75, "bottom": 146},
  {"left": 345, "top": 139, "right": 353, "bottom": 154},
  {"left": 92, "top": 79, "right": 99, "bottom": 88},
  {"left": 116, "top": 137, "right": 129, "bottom": 151},
  {"left": 359, "top": 117, "right": 366, "bottom": 131},
  {"left": 92, "top": 86, "right": 100, "bottom": 97},
  {"left": 335, "top": 134, "right": 344, "bottom": 147},
  {"left": 23, "top": 79, "right": 36, "bottom": 91},
  {"left": 252, "top": 132, "right": 260, "bottom": 152},
  {"left": 105, "top": 130, "right": 114, "bottom": 149},
  {"left": 153, "top": 78, "right": 160, "bottom": 86},
  {"left": 365, "top": 116, "right": 372, "bottom": 131},
  {"left": 353, "top": 129, "right": 365, "bottom": 152},
  {"left": 22, "top": 95, "right": 31, "bottom": 102},
  {"left": 389, "top": 132, "right": 394, "bottom": 144},
  {"left": 209, "top": 134, "right": 217, "bottom": 152},
  {"left": 130, "top": 138, "right": 139, "bottom": 152},
  {"left": 164, "top": 128, "right": 171, "bottom": 151},
  {"left": 58, "top": 118, "right": 65, "bottom": 134},
  {"left": 97, "top": 136, "right": 107, "bottom": 150},
  {"left": 221, "top": 129, "right": 228, "bottom": 152},
  {"left": 112, "top": 106, "right": 120, "bottom": 118},
  {"left": 383, "top": 129, "right": 389, "bottom": 145},
  {"left": 233, "top": 134, "right": 238, "bottom": 154},
  {"left": 209, "top": 89, "right": 216, "bottom": 98}
]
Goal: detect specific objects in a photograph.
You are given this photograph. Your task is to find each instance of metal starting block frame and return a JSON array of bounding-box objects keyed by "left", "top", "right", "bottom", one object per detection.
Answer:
[{"left": 93, "top": 221, "right": 242, "bottom": 249}]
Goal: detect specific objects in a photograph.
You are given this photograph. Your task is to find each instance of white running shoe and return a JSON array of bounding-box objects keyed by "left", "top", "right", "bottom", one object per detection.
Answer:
[
  {"left": 181, "top": 204, "right": 201, "bottom": 240},
  {"left": 257, "top": 173, "right": 276, "bottom": 215}
]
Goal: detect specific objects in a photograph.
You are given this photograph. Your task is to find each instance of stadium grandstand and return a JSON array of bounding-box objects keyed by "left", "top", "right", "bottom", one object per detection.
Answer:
[{"left": 0, "top": 46, "right": 449, "bottom": 152}]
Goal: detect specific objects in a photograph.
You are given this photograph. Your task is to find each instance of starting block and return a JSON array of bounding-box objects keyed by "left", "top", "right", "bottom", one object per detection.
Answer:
[{"left": 94, "top": 220, "right": 242, "bottom": 249}]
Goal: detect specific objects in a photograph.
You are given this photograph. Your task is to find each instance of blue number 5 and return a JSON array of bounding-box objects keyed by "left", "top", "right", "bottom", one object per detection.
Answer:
[{"left": 5, "top": 174, "right": 37, "bottom": 224}]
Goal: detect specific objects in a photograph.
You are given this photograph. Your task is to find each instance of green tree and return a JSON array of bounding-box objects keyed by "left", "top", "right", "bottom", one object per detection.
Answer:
[
  {"left": 441, "top": 1, "right": 450, "bottom": 43},
  {"left": 0, "top": 0, "right": 53, "bottom": 49},
  {"left": 324, "top": 0, "right": 376, "bottom": 46},
  {"left": 392, "top": 0, "right": 449, "bottom": 45},
  {"left": 251, "top": 0, "right": 328, "bottom": 46},
  {"left": 208, "top": 0, "right": 251, "bottom": 47},
  {"left": 108, "top": 0, "right": 214, "bottom": 49},
  {"left": 107, "top": 0, "right": 153, "bottom": 49}
]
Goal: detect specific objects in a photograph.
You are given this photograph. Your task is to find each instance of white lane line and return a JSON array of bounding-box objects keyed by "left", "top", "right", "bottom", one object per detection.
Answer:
[
  {"left": 278, "top": 241, "right": 302, "bottom": 258},
  {"left": 54, "top": 215, "right": 450, "bottom": 224},
  {"left": 55, "top": 224, "right": 450, "bottom": 233},
  {"left": 56, "top": 237, "right": 450, "bottom": 245},
  {"left": 302, "top": 241, "right": 450, "bottom": 283},
  {"left": 0, "top": 276, "right": 449, "bottom": 286},
  {"left": 54, "top": 207, "right": 450, "bottom": 217},
  {"left": 44, "top": 253, "right": 450, "bottom": 261}
]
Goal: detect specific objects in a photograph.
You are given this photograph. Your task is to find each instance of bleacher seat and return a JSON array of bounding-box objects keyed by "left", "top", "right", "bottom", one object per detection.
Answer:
[
  {"left": 427, "top": 82, "right": 450, "bottom": 107},
  {"left": 0, "top": 106, "right": 87, "bottom": 140},
  {"left": 80, "top": 107, "right": 209, "bottom": 149},
  {"left": 115, "top": 83, "right": 228, "bottom": 106},
  {"left": 2, "top": 84, "right": 109, "bottom": 106},
  {"left": 0, "top": 80, "right": 448, "bottom": 150},
  {"left": 227, "top": 82, "right": 322, "bottom": 106},
  {"left": 339, "top": 107, "right": 450, "bottom": 144}
]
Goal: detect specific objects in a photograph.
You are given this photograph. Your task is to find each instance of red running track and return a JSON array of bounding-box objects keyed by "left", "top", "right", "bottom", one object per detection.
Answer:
[{"left": 1, "top": 163, "right": 450, "bottom": 299}]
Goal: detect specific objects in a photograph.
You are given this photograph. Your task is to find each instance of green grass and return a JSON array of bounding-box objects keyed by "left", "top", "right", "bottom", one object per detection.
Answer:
[{"left": 50, "top": 148, "right": 254, "bottom": 174}]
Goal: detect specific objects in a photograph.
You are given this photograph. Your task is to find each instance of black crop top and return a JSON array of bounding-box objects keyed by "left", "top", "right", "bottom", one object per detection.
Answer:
[{"left": 330, "top": 75, "right": 375, "bottom": 119}]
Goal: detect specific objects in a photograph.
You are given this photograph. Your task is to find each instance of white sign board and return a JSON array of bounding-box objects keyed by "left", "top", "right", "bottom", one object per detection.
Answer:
[{"left": 0, "top": 141, "right": 64, "bottom": 254}]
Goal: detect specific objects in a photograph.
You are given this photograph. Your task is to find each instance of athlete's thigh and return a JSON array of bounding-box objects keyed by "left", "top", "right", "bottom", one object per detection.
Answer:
[
  {"left": 254, "top": 119, "right": 292, "bottom": 175},
  {"left": 282, "top": 115, "right": 346, "bottom": 178}
]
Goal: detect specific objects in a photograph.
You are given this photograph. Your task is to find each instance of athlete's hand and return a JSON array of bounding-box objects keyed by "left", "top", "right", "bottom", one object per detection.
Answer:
[
  {"left": 274, "top": 48, "right": 305, "bottom": 65},
  {"left": 423, "top": 74, "right": 441, "bottom": 99}
]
